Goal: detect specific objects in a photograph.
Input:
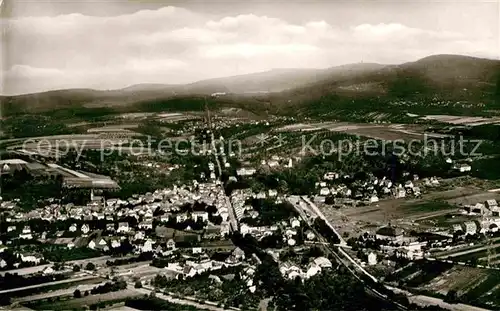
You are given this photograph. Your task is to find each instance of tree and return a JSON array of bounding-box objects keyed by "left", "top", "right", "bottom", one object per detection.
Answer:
[
  {"left": 444, "top": 290, "right": 458, "bottom": 304},
  {"left": 135, "top": 281, "right": 143, "bottom": 288},
  {"left": 85, "top": 262, "right": 96, "bottom": 271},
  {"left": 73, "top": 289, "right": 82, "bottom": 298},
  {"left": 0, "top": 295, "right": 11, "bottom": 306},
  {"left": 73, "top": 264, "right": 81, "bottom": 272},
  {"left": 254, "top": 257, "right": 285, "bottom": 297}
]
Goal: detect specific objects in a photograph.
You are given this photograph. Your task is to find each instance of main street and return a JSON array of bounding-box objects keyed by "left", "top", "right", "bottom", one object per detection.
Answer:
[{"left": 209, "top": 130, "right": 239, "bottom": 232}]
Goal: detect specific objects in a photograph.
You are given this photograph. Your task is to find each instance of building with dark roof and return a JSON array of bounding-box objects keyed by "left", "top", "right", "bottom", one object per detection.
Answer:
[{"left": 376, "top": 226, "right": 404, "bottom": 243}]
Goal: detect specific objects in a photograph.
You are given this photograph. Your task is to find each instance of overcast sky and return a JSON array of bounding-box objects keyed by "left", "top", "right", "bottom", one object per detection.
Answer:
[{"left": 1, "top": 0, "right": 499, "bottom": 95}]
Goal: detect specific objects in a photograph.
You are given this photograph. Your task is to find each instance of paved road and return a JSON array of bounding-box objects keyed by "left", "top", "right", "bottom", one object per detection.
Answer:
[{"left": 210, "top": 132, "right": 238, "bottom": 232}]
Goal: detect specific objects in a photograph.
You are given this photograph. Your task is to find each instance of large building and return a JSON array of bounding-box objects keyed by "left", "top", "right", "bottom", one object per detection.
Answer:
[{"left": 376, "top": 226, "right": 404, "bottom": 243}]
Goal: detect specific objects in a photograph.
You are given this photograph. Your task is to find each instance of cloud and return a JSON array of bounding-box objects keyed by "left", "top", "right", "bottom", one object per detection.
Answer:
[
  {"left": 202, "top": 43, "right": 319, "bottom": 58},
  {"left": 3, "top": 6, "right": 497, "bottom": 94}
]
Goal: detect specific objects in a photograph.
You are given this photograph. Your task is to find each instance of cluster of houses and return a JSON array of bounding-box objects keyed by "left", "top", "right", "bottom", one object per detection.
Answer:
[
  {"left": 451, "top": 199, "right": 500, "bottom": 235},
  {"left": 279, "top": 256, "right": 333, "bottom": 280},
  {"left": 164, "top": 247, "right": 245, "bottom": 279},
  {"left": 0, "top": 242, "right": 47, "bottom": 270},
  {"left": 312, "top": 173, "right": 439, "bottom": 206},
  {"left": 260, "top": 155, "right": 295, "bottom": 169},
  {"left": 351, "top": 200, "right": 500, "bottom": 266},
  {"left": 353, "top": 226, "right": 427, "bottom": 262},
  {"left": 161, "top": 247, "right": 261, "bottom": 293},
  {"left": 0, "top": 182, "right": 243, "bottom": 266}
]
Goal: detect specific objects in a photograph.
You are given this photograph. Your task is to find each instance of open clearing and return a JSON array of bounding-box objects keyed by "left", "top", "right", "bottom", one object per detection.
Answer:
[
  {"left": 421, "top": 115, "right": 500, "bottom": 126},
  {"left": 320, "top": 185, "right": 500, "bottom": 237},
  {"left": 276, "top": 122, "right": 445, "bottom": 140}
]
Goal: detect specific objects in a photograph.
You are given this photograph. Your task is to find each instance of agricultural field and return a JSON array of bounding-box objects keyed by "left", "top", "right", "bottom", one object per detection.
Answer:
[
  {"left": 321, "top": 198, "right": 459, "bottom": 231},
  {"left": 421, "top": 115, "right": 500, "bottom": 126},
  {"left": 24, "top": 289, "right": 141, "bottom": 311},
  {"left": 415, "top": 212, "right": 472, "bottom": 230},
  {"left": 392, "top": 262, "right": 500, "bottom": 309},
  {"left": 276, "top": 122, "right": 434, "bottom": 140},
  {"left": 319, "top": 182, "right": 500, "bottom": 239},
  {"left": 422, "top": 266, "right": 489, "bottom": 296}
]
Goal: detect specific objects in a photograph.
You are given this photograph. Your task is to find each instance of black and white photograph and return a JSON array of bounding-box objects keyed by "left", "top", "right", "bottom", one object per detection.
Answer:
[{"left": 1, "top": 0, "right": 500, "bottom": 310}]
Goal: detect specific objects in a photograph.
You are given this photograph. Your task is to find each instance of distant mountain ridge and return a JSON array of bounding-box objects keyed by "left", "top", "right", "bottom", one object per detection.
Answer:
[
  {"left": 273, "top": 54, "right": 500, "bottom": 106},
  {"left": 1, "top": 54, "right": 499, "bottom": 116}
]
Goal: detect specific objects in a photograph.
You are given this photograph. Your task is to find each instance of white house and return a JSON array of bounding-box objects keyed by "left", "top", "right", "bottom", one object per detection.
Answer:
[
  {"left": 141, "top": 239, "right": 154, "bottom": 253},
  {"left": 395, "top": 188, "right": 406, "bottom": 199},
  {"left": 464, "top": 221, "right": 478, "bottom": 235},
  {"left": 81, "top": 224, "right": 90, "bottom": 235},
  {"left": 236, "top": 168, "right": 256, "bottom": 176},
  {"left": 69, "top": 224, "right": 77, "bottom": 232},
  {"left": 290, "top": 218, "right": 301, "bottom": 228},
  {"left": 454, "top": 163, "right": 472, "bottom": 173},
  {"left": 138, "top": 220, "right": 153, "bottom": 230},
  {"left": 192, "top": 211, "right": 209, "bottom": 222},
  {"left": 368, "top": 252, "right": 377, "bottom": 266},
  {"left": 306, "top": 231, "right": 315, "bottom": 240},
  {"left": 486, "top": 200, "right": 498, "bottom": 210},
  {"left": 176, "top": 213, "right": 188, "bottom": 223},
  {"left": 240, "top": 223, "right": 251, "bottom": 235},
  {"left": 306, "top": 265, "right": 321, "bottom": 278},
  {"left": 313, "top": 257, "right": 332, "bottom": 268},
  {"left": 192, "top": 247, "right": 203, "bottom": 254},
  {"left": 166, "top": 239, "right": 176, "bottom": 250},
  {"left": 324, "top": 172, "right": 339, "bottom": 180},
  {"left": 42, "top": 266, "right": 54, "bottom": 275},
  {"left": 20, "top": 226, "right": 33, "bottom": 239},
  {"left": 117, "top": 222, "right": 129, "bottom": 233},
  {"left": 134, "top": 231, "right": 145, "bottom": 240},
  {"left": 20, "top": 254, "right": 41, "bottom": 264}
]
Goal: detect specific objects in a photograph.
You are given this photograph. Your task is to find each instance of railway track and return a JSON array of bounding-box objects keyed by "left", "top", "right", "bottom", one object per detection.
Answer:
[{"left": 287, "top": 196, "right": 408, "bottom": 311}]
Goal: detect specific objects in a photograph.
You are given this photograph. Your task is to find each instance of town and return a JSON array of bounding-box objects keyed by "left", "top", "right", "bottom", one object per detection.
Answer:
[
  {"left": 2, "top": 1, "right": 500, "bottom": 311},
  {"left": 1, "top": 103, "right": 500, "bottom": 311}
]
